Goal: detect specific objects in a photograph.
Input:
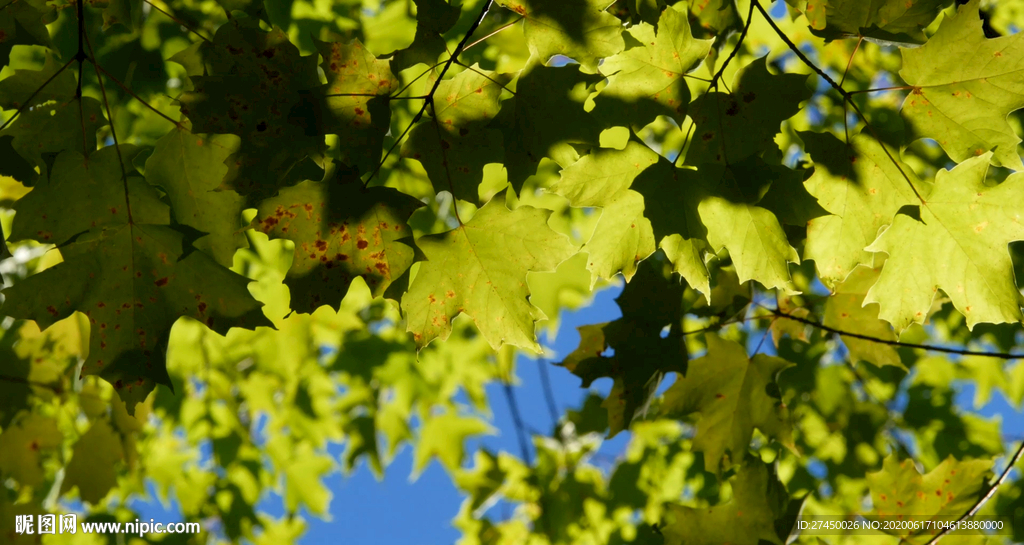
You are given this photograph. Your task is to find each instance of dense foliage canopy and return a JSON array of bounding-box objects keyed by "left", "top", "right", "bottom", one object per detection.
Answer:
[{"left": 3, "top": 0, "right": 1024, "bottom": 543}]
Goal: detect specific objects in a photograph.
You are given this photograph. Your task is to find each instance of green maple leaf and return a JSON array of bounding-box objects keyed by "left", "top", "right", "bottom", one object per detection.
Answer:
[
  {"left": 315, "top": 37, "right": 399, "bottom": 174},
  {"left": 3, "top": 147, "right": 271, "bottom": 413},
  {"left": 491, "top": 63, "right": 604, "bottom": 187},
  {"left": 402, "top": 65, "right": 510, "bottom": 202},
  {"left": 413, "top": 412, "right": 492, "bottom": 477},
  {"left": 495, "top": 0, "right": 624, "bottom": 71},
  {"left": 268, "top": 438, "right": 334, "bottom": 515},
  {"left": 685, "top": 57, "right": 812, "bottom": 166},
  {"left": 550, "top": 141, "right": 661, "bottom": 285},
  {"left": 560, "top": 259, "right": 686, "bottom": 436},
  {"left": 693, "top": 161, "right": 800, "bottom": 293},
  {"left": 391, "top": 0, "right": 462, "bottom": 72},
  {"left": 802, "top": 131, "right": 928, "bottom": 287},
  {"left": 402, "top": 196, "right": 577, "bottom": 352},
  {"left": 0, "top": 0, "right": 53, "bottom": 66},
  {"left": 900, "top": 0, "right": 1024, "bottom": 169},
  {"left": 176, "top": 19, "right": 324, "bottom": 197},
  {"left": 865, "top": 153, "right": 1024, "bottom": 331},
  {"left": 0, "top": 52, "right": 73, "bottom": 109},
  {"left": 0, "top": 413, "right": 61, "bottom": 487},
  {"left": 866, "top": 454, "right": 992, "bottom": 543},
  {"left": 254, "top": 164, "right": 423, "bottom": 313},
  {"left": 60, "top": 419, "right": 124, "bottom": 504},
  {"left": 454, "top": 449, "right": 506, "bottom": 513},
  {"left": 593, "top": 5, "right": 712, "bottom": 129},
  {"left": 806, "top": 0, "right": 949, "bottom": 44},
  {"left": 145, "top": 127, "right": 246, "bottom": 267},
  {"left": 661, "top": 459, "right": 794, "bottom": 545},
  {"left": 824, "top": 266, "right": 904, "bottom": 369},
  {"left": 661, "top": 334, "right": 794, "bottom": 473}
]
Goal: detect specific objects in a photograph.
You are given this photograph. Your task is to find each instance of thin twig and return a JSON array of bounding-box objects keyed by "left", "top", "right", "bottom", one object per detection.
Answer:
[
  {"left": 0, "top": 58, "right": 75, "bottom": 132},
  {"left": 462, "top": 15, "right": 523, "bottom": 52},
  {"left": 537, "top": 359, "right": 560, "bottom": 428},
  {"left": 90, "top": 61, "right": 183, "bottom": 128},
  {"left": 142, "top": 0, "right": 212, "bottom": 43},
  {"left": 502, "top": 381, "right": 532, "bottom": 464},
  {"left": 768, "top": 304, "right": 1024, "bottom": 360},
  {"left": 84, "top": 27, "right": 133, "bottom": 223},
  {"left": 923, "top": 440, "right": 1024, "bottom": 544},
  {"left": 839, "top": 37, "right": 863, "bottom": 88}
]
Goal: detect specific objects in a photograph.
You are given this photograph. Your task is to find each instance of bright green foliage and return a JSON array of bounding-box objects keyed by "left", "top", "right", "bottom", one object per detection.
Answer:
[
  {"left": 255, "top": 164, "right": 423, "bottom": 313},
  {"left": 550, "top": 141, "right": 660, "bottom": 284},
  {"left": 867, "top": 454, "right": 992, "bottom": 542},
  {"left": 661, "top": 334, "right": 793, "bottom": 474},
  {"left": 865, "top": 154, "right": 1024, "bottom": 331},
  {"left": 900, "top": 0, "right": 1024, "bottom": 169},
  {"left": 403, "top": 65, "right": 510, "bottom": 202},
  {"left": 403, "top": 197, "right": 576, "bottom": 351},
  {"left": 594, "top": 5, "right": 712, "bottom": 128},
  {"left": 4, "top": 0, "right": 1024, "bottom": 542},
  {"left": 803, "top": 131, "right": 927, "bottom": 287},
  {"left": 495, "top": 0, "right": 624, "bottom": 71},
  {"left": 802, "top": 0, "right": 950, "bottom": 44},
  {"left": 60, "top": 419, "right": 124, "bottom": 504}
]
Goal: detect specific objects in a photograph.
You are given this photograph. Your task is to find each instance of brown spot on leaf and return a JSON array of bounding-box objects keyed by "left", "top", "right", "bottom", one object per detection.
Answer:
[
  {"left": 357, "top": 239, "right": 369, "bottom": 249},
  {"left": 155, "top": 277, "right": 169, "bottom": 287}
]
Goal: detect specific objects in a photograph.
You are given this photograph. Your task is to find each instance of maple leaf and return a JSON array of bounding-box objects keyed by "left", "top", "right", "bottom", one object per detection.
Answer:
[
  {"left": 0, "top": 0, "right": 53, "bottom": 66},
  {"left": 661, "top": 334, "right": 794, "bottom": 474},
  {"left": 144, "top": 127, "right": 246, "bottom": 267},
  {"left": 413, "top": 413, "right": 492, "bottom": 478},
  {"left": 685, "top": 57, "right": 812, "bottom": 166},
  {"left": 0, "top": 413, "right": 61, "bottom": 487},
  {"left": 315, "top": 37, "right": 399, "bottom": 175},
  {"left": 60, "top": 420, "right": 124, "bottom": 504},
  {"left": 391, "top": 0, "right": 462, "bottom": 72},
  {"left": 824, "top": 265, "right": 904, "bottom": 369},
  {"left": 495, "top": 0, "right": 624, "bottom": 71},
  {"left": 491, "top": 63, "right": 604, "bottom": 187},
  {"left": 175, "top": 18, "right": 325, "bottom": 197},
  {"left": 662, "top": 458, "right": 797, "bottom": 545},
  {"left": 593, "top": 5, "right": 712, "bottom": 129},
  {"left": 900, "top": 0, "right": 1024, "bottom": 169},
  {"left": 3, "top": 147, "right": 271, "bottom": 413},
  {"left": 559, "top": 259, "right": 687, "bottom": 436},
  {"left": 550, "top": 141, "right": 660, "bottom": 285},
  {"left": 254, "top": 164, "right": 424, "bottom": 313},
  {"left": 402, "top": 196, "right": 577, "bottom": 352},
  {"left": 802, "top": 131, "right": 928, "bottom": 287},
  {"left": 867, "top": 454, "right": 992, "bottom": 544},
  {"left": 865, "top": 153, "right": 1024, "bottom": 331},
  {"left": 804, "top": 0, "right": 948, "bottom": 44},
  {"left": 402, "top": 66, "right": 510, "bottom": 203}
]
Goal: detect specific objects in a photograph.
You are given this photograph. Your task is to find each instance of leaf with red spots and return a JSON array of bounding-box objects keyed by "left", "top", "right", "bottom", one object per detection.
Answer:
[
  {"left": 684, "top": 57, "right": 811, "bottom": 166},
  {"left": 865, "top": 154, "right": 1024, "bottom": 331},
  {"left": 314, "top": 38, "right": 399, "bottom": 175},
  {"left": 558, "top": 258, "right": 687, "bottom": 437},
  {"left": 2, "top": 147, "right": 271, "bottom": 414},
  {"left": 866, "top": 454, "right": 992, "bottom": 543},
  {"left": 402, "top": 195, "right": 576, "bottom": 352},
  {"left": 402, "top": 65, "right": 510, "bottom": 202},
  {"left": 661, "top": 334, "right": 795, "bottom": 475},
  {"left": 662, "top": 458, "right": 799, "bottom": 545},
  {"left": 175, "top": 18, "right": 325, "bottom": 197},
  {"left": 593, "top": 5, "right": 712, "bottom": 129},
  {"left": 0, "top": 412, "right": 61, "bottom": 487},
  {"left": 254, "top": 164, "right": 423, "bottom": 313},
  {"left": 900, "top": 0, "right": 1024, "bottom": 169}
]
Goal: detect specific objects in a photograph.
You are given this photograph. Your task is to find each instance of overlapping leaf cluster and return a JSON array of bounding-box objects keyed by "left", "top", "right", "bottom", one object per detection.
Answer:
[{"left": 3, "top": 0, "right": 1024, "bottom": 543}]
